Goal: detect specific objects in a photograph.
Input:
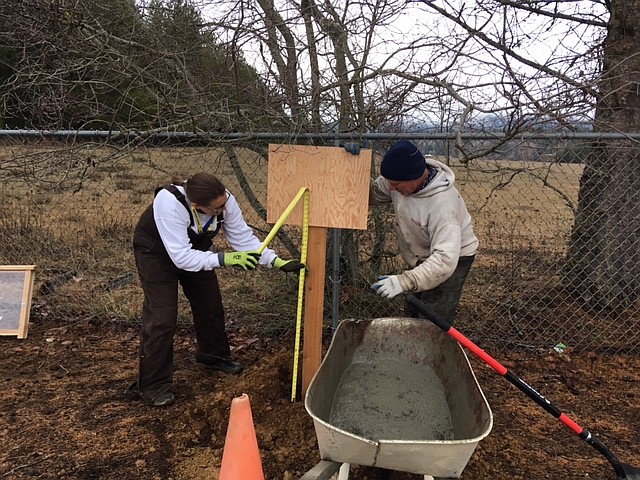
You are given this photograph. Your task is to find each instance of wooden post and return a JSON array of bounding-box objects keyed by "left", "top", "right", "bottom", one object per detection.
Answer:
[{"left": 301, "top": 226, "right": 328, "bottom": 397}]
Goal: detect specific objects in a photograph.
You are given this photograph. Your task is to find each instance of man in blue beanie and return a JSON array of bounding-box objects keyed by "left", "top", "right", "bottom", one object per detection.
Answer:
[{"left": 365, "top": 140, "right": 478, "bottom": 323}]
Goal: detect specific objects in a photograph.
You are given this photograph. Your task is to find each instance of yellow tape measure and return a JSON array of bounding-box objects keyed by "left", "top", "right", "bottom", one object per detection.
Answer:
[
  {"left": 291, "top": 190, "right": 309, "bottom": 402},
  {"left": 256, "top": 187, "right": 310, "bottom": 402}
]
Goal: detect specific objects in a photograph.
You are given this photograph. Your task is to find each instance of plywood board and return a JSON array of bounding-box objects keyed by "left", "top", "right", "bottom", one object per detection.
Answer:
[
  {"left": 0, "top": 265, "right": 36, "bottom": 339},
  {"left": 267, "top": 145, "right": 371, "bottom": 230}
]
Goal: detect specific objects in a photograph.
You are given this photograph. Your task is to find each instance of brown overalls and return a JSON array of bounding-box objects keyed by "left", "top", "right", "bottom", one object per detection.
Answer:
[{"left": 131, "top": 185, "right": 228, "bottom": 402}]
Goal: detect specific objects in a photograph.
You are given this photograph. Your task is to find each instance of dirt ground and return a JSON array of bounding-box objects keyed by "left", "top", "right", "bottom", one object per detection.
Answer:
[{"left": 1, "top": 312, "right": 640, "bottom": 480}]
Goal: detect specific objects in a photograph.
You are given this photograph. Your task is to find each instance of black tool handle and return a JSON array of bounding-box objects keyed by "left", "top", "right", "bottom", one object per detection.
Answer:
[{"left": 405, "top": 295, "right": 626, "bottom": 478}]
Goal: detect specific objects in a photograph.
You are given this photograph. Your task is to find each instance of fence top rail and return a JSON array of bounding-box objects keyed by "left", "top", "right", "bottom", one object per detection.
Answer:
[{"left": 2, "top": 129, "right": 640, "bottom": 141}]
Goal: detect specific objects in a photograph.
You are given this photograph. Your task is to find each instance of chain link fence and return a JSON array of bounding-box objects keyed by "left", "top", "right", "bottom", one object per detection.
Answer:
[{"left": 0, "top": 131, "right": 638, "bottom": 354}]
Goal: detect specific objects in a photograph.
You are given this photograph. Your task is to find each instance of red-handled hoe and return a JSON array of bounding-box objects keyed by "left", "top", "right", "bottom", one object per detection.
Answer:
[{"left": 406, "top": 294, "right": 640, "bottom": 480}]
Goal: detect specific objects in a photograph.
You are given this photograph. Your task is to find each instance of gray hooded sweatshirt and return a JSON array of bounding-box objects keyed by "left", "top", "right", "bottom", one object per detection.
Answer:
[{"left": 371, "top": 158, "right": 478, "bottom": 293}]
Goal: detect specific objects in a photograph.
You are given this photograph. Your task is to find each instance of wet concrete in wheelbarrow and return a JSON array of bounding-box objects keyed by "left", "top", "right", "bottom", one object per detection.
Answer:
[{"left": 329, "top": 360, "right": 453, "bottom": 441}]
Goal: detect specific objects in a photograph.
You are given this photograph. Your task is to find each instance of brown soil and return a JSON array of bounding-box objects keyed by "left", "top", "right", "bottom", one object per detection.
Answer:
[{"left": 1, "top": 315, "right": 639, "bottom": 480}]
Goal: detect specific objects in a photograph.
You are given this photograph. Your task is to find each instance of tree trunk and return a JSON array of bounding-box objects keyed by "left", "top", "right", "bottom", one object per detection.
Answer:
[{"left": 564, "top": 0, "right": 640, "bottom": 310}]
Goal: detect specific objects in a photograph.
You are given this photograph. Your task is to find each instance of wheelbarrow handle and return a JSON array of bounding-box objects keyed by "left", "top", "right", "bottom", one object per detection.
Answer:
[{"left": 405, "top": 294, "right": 634, "bottom": 480}]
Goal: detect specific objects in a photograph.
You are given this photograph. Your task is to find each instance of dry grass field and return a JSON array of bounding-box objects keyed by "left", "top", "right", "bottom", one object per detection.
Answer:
[
  {"left": 3, "top": 143, "right": 635, "bottom": 352},
  {"left": 0, "top": 144, "right": 583, "bottom": 329}
]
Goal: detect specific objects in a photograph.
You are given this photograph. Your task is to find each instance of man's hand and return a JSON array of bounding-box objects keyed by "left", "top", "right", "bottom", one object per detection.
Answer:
[
  {"left": 371, "top": 275, "right": 403, "bottom": 298},
  {"left": 220, "top": 251, "right": 261, "bottom": 270},
  {"left": 341, "top": 142, "right": 361, "bottom": 155},
  {"left": 273, "top": 257, "right": 305, "bottom": 273}
]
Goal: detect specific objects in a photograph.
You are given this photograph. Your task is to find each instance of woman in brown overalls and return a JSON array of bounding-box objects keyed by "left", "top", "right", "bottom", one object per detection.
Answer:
[{"left": 127, "top": 173, "right": 304, "bottom": 406}]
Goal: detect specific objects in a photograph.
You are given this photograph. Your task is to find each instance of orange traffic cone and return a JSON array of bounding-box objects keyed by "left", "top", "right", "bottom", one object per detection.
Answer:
[{"left": 219, "top": 393, "right": 265, "bottom": 480}]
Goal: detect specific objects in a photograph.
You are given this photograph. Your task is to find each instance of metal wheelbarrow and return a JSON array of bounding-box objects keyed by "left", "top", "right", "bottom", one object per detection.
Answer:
[{"left": 303, "top": 318, "right": 493, "bottom": 479}]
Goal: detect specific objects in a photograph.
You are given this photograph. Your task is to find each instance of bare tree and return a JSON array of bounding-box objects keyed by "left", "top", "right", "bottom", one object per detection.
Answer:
[
  {"left": 412, "top": 0, "right": 638, "bottom": 309},
  {"left": 201, "top": 0, "right": 638, "bottom": 308},
  {"left": 412, "top": 0, "right": 637, "bottom": 309},
  {"left": 201, "top": 0, "right": 486, "bottom": 282},
  {"left": 564, "top": 0, "right": 640, "bottom": 309}
]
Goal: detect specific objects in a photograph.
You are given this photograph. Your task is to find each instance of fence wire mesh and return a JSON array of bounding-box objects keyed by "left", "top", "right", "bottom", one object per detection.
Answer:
[{"left": 0, "top": 132, "right": 638, "bottom": 354}]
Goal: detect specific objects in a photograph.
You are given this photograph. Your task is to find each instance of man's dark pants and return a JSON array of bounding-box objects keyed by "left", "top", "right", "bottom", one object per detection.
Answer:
[{"left": 404, "top": 255, "right": 475, "bottom": 324}]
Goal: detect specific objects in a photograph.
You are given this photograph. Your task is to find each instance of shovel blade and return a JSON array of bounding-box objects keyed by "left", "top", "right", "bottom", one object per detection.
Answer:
[{"left": 620, "top": 464, "right": 640, "bottom": 480}]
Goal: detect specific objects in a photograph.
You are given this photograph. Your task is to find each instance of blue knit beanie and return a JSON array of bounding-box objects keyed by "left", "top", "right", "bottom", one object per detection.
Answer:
[{"left": 380, "top": 140, "right": 426, "bottom": 181}]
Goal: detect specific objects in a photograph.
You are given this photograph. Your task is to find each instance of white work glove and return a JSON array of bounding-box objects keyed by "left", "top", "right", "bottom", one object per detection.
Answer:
[{"left": 371, "top": 275, "right": 403, "bottom": 299}]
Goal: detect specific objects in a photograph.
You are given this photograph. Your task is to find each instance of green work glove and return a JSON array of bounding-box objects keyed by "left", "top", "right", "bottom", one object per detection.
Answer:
[
  {"left": 273, "top": 257, "right": 305, "bottom": 273},
  {"left": 218, "top": 251, "right": 261, "bottom": 270}
]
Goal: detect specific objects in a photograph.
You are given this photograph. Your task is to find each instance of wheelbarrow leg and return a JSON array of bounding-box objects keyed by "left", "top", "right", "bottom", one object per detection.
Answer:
[
  {"left": 336, "top": 463, "right": 350, "bottom": 479},
  {"left": 299, "top": 460, "right": 344, "bottom": 480}
]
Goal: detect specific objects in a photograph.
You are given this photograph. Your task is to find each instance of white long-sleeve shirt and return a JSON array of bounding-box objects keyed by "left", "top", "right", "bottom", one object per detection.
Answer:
[{"left": 153, "top": 186, "right": 277, "bottom": 271}]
